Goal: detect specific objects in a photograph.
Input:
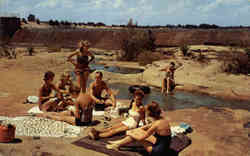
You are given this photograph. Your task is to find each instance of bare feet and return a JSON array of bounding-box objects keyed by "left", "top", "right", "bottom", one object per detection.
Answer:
[
  {"left": 88, "top": 128, "right": 99, "bottom": 140},
  {"left": 106, "top": 144, "right": 119, "bottom": 150},
  {"left": 107, "top": 140, "right": 121, "bottom": 144}
]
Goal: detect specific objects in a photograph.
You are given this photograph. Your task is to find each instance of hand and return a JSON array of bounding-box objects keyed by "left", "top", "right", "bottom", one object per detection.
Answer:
[{"left": 95, "top": 99, "right": 103, "bottom": 104}]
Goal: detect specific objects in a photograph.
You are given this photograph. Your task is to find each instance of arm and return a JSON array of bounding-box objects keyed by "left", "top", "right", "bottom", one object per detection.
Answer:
[
  {"left": 104, "top": 83, "right": 116, "bottom": 107},
  {"left": 38, "top": 87, "right": 52, "bottom": 103},
  {"left": 51, "top": 84, "right": 63, "bottom": 100},
  {"left": 127, "top": 121, "right": 158, "bottom": 141},
  {"left": 87, "top": 51, "right": 95, "bottom": 63},
  {"left": 139, "top": 106, "right": 146, "bottom": 126},
  {"left": 74, "top": 100, "right": 80, "bottom": 119},
  {"left": 67, "top": 51, "right": 79, "bottom": 65}
]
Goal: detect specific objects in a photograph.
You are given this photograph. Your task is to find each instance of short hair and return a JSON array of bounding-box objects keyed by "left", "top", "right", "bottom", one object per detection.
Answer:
[
  {"left": 170, "top": 62, "right": 175, "bottom": 66},
  {"left": 43, "top": 71, "right": 55, "bottom": 81},
  {"left": 95, "top": 71, "right": 103, "bottom": 78},
  {"left": 134, "top": 89, "right": 144, "bottom": 98},
  {"left": 146, "top": 101, "right": 162, "bottom": 119}
]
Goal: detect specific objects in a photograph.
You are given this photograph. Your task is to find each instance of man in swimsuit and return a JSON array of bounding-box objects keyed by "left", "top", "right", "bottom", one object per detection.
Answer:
[
  {"left": 89, "top": 71, "right": 116, "bottom": 111},
  {"left": 160, "top": 62, "right": 178, "bottom": 95}
]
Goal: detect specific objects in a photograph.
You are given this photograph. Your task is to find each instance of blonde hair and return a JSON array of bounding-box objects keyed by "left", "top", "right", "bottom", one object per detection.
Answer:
[
  {"left": 79, "top": 40, "right": 91, "bottom": 47},
  {"left": 60, "top": 71, "right": 71, "bottom": 81}
]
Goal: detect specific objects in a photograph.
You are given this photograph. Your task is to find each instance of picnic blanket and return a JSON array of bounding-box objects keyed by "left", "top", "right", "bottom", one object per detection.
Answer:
[
  {"left": 0, "top": 116, "right": 82, "bottom": 137},
  {"left": 72, "top": 133, "right": 191, "bottom": 156}
]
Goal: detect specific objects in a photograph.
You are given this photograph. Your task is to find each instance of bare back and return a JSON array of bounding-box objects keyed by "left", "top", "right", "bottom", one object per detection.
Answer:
[
  {"left": 76, "top": 92, "right": 94, "bottom": 110},
  {"left": 154, "top": 119, "right": 171, "bottom": 136}
]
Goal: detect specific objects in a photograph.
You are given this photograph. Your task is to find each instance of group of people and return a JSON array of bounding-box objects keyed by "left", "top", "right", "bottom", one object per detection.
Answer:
[
  {"left": 36, "top": 40, "right": 179, "bottom": 156},
  {"left": 37, "top": 40, "right": 116, "bottom": 126}
]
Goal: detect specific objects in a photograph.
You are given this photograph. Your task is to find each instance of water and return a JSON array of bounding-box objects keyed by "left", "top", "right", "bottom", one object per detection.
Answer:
[
  {"left": 106, "top": 83, "right": 250, "bottom": 111},
  {"left": 89, "top": 64, "right": 144, "bottom": 74}
]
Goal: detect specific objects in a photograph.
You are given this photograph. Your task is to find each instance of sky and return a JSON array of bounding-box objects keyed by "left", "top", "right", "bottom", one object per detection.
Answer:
[{"left": 0, "top": 0, "right": 250, "bottom": 26}]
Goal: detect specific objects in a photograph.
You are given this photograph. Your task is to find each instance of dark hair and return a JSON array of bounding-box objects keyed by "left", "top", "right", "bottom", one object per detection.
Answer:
[
  {"left": 43, "top": 71, "right": 55, "bottom": 81},
  {"left": 170, "top": 62, "right": 175, "bottom": 66},
  {"left": 129, "top": 90, "right": 144, "bottom": 109},
  {"left": 134, "top": 89, "right": 144, "bottom": 98},
  {"left": 146, "top": 101, "right": 162, "bottom": 119},
  {"left": 95, "top": 71, "right": 103, "bottom": 78}
]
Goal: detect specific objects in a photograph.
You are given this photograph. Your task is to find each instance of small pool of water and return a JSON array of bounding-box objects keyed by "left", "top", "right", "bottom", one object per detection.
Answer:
[
  {"left": 89, "top": 64, "right": 144, "bottom": 74},
  {"left": 104, "top": 83, "right": 250, "bottom": 111}
]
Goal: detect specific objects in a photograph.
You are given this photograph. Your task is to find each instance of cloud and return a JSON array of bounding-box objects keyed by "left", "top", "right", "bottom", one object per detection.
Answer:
[
  {"left": 113, "top": 0, "right": 124, "bottom": 8},
  {"left": 35, "top": 0, "right": 60, "bottom": 8}
]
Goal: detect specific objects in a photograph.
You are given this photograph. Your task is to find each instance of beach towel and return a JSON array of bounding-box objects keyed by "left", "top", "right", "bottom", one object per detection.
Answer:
[
  {"left": 24, "top": 96, "right": 39, "bottom": 104},
  {"left": 72, "top": 133, "right": 191, "bottom": 156},
  {"left": 27, "top": 106, "right": 105, "bottom": 116}
]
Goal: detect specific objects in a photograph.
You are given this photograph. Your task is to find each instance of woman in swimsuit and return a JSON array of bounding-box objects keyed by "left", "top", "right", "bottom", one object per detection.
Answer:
[
  {"left": 106, "top": 101, "right": 171, "bottom": 156},
  {"left": 88, "top": 89, "right": 146, "bottom": 140},
  {"left": 38, "top": 71, "right": 63, "bottom": 112},
  {"left": 67, "top": 40, "right": 95, "bottom": 93}
]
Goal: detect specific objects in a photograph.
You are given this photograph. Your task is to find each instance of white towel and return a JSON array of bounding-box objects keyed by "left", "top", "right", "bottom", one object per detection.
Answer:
[{"left": 27, "top": 106, "right": 43, "bottom": 114}]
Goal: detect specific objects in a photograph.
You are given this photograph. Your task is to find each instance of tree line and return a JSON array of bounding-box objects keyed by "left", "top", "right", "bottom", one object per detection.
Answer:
[{"left": 21, "top": 14, "right": 250, "bottom": 29}]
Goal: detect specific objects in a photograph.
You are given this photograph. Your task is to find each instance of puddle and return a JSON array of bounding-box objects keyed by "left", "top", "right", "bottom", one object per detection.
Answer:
[
  {"left": 90, "top": 64, "right": 144, "bottom": 74},
  {"left": 96, "top": 82, "right": 250, "bottom": 111}
]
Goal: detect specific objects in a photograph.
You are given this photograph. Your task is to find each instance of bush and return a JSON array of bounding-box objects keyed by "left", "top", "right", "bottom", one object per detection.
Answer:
[
  {"left": 117, "top": 28, "right": 156, "bottom": 61},
  {"left": 180, "top": 44, "right": 190, "bottom": 56},
  {"left": 220, "top": 50, "right": 249, "bottom": 74}
]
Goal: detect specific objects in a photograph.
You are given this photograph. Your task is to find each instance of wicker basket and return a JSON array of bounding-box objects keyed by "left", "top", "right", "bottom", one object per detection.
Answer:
[{"left": 0, "top": 124, "right": 16, "bottom": 143}]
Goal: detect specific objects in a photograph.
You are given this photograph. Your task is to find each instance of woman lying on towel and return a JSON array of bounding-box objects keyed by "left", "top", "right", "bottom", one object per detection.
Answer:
[
  {"left": 106, "top": 101, "right": 171, "bottom": 156},
  {"left": 37, "top": 91, "right": 95, "bottom": 126},
  {"left": 88, "top": 89, "right": 146, "bottom": 140}
]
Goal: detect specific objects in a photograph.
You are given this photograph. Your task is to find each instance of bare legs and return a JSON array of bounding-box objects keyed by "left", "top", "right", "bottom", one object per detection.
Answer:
[
  {"left": 106, "top": 135, "right": 153, "bottom": 153},
  {"left": 36, "top": 111, "right": 75, "bottom": 125},
  {"left": 88, "top": 123, "right": 129, "bottom": 139},
  {"left": 162, "top": 78, "right": 174, "bottom": 95},
  {"left": 76, "top": 71, "right": 89, "bottom": 93}
]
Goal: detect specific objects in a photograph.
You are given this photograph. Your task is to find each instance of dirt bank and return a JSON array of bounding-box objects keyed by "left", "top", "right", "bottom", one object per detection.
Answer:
[{"left": 9, "top": 27, "right": 250, "bottom": 50}]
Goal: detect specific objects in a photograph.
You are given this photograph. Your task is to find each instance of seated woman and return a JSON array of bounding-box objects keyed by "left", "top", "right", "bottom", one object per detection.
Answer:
[
  {"left": 88, "top": 89, "right": 146, "bottom": 140},
  {"left": 36, "top": 91, "right": 95, "bottom": 126},
  {"left": 38, "top": 71, "right": 63, "bottom": 112},
  {"left": 106, "top": 101, "right": 171, "bottom": 156}
]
